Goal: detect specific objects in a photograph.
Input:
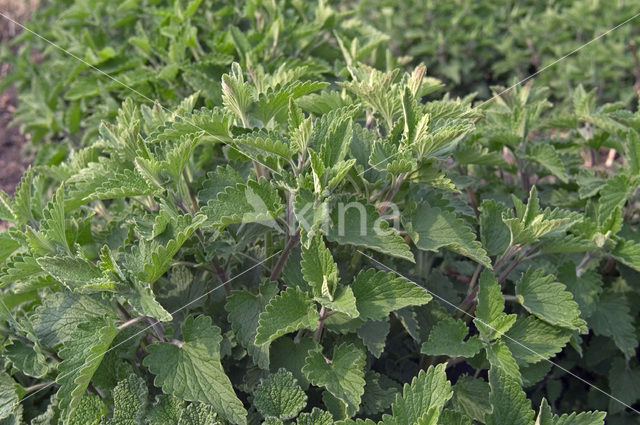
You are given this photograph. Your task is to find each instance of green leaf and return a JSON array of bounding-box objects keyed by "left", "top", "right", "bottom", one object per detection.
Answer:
[
  {"left": 102, "top": 374, "right": 148, "bottom": 425},
  {"left": 0, "top": 373, "right": 19, "bottom": 421},
  {"left": 78, "top": 168, "right": 159, "bottom": 204},
  {"left": 270, "top": 336, "right": 318, "bottom": 390},
  {"left": 143, "top": 315, "right": 247, "bottom": 425},
  {"left": 202, "top": 179, "right": 284, "bottom": 230},
  {"left": 157, "top": 107, "right": 232, "bottom": 144},
  {"left": 421, "top": 317, "right": 482, "bottom": 358},
  {"left": 37, "top": 255, "right": 111, "bottom": 291},
  {"left": 474, "top": 270, "right": 516, "bottom": 341},
  {"left": 588, "top": 290, "right": 638, "bottom": 358},
  {"left": 255, "top": 287, "right": 318, "bottom": 345},
  {"left": 369, "top": 139, "right": 415, "bottom": 174},
  {"left": 0, "top": 255, "right": 44, "bottom": 289},
  {"left": 234, "top": 131, "right": 294, "bottom": 161},
  {"left": 384, "top": 364, "right": 452, "bottom": 425},
  {"left": 222, "top": 63, "right": 254, "bottom": 126},
  {"left": 451, "top": 376, "right": 490, "bottom": 422},
  {"left": 351, "top": 269, "right": 431, "bottom": 320},
  {"left": 611, "top": 238, "right": 640, "bottom": 272},
  {"left": 0, "top": 234, "right": 19, "bottom": 265},
  {"left": 361, "top": 371, "right": 399, "bottom": 416},
  {"left": 515, "top": 269, "right": 587, "bottom": 332},
  {"left": 486, "top": 340, "right": 522, "bottom": 385},
  {"left": 67, "top": 394, "right": 106, "bottom": 425},
  {"left": 409, "top": 204, "right": 491, "bottom": 268},
  {"left": 126, "top": 281, "right": 173, "bottom": 322},
  {"left": 40, "top": 185, "right": 69, "bottom": 251},
  {"left": 138, "top": 212, "right": 207, "bottom": 283},
  {"left": 316, "top": 286, "right": 359, "bottom": 318},
  {"left": 198, "top": 166, "right": 243, "bottom": 204},
  {"left": 325, "top": 199, "right": 414, "bottom": 262},
  {"left": 597, "top": 173, "right": 634, "bottom": 218},
  {"left": 296, "top": 408, "right": 334, "bottom": 425},
  {"left": 57, "top": 317, "right": 119, "bottom": 419},
  {"left": 504, "top": 316, "right": 572, "bottom": 365},
  {"left": 503, "top": 187, "right": 577, "bottom": 245},
  {"left": 4, "top": 340, "right": 48, "bottom": 378},
  {"left": 302, "top": 234, "right": 339, "bottom": 300},
  {"left": 0, "top": 190, "right": 16, "bottom": 223},
  {"left": 356, "top": 319, "right": 390, "bottom": 358},
  {"left": 147, "top": 395, "right": 184, "bottom": 425},
  {"left": 178, "top": 403, "right": 222, "bottom": 425},
  {"left": 32, "top": 292, "right": 117, "bottom": 347},
  {"left": 556, "top": 263, "right": 601, "bottom": 319},
  {"left": 226, "top": 282, "right": 279, "bottom": 369},
  {"left": 524, "top": 144, "right": 568, "bottom": 183},
  {"left": 253, "top": 369, "right": 307, "bottom": 420},
  {"left": 535, "top": 398, "right": 605, "bottom": 425},
  {"left": 11, "top": 167, "right": 34, "bottom": 225},
  {"left": 456, "top": 143, "right": 508, "bottom": 166},
  {"left": 309, "top": 106, "right": 358, "bottom": 168},
  {"left": 485, "top": 367, "right": 534, "bottom": 425},
  {"left": 302, "top": 343, "right": 366, "bottom": 411},
  {"left": 479, "top": 200, "right": 510, "bottom": 257},
  {"left": 438, "top": 410, "right": 472, "bottom": 425},
  {"left": 255, "top": 81, "right": 329, "bottom": 125},
  {"left": 607, "top": 358, "right": 640, "bottom": 414}
]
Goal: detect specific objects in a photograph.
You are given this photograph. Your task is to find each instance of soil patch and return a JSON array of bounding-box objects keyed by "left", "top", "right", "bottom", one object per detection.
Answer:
[
  {"left": 0, "top": 0, "right": 39, "bottom": 196},
  {"left": 0, "top": 83, "right": 26, "bottom": 196}
]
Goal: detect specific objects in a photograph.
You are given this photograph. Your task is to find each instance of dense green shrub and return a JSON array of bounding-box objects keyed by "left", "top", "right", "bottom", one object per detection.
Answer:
[
  {"left": 355, "top": 0, "right": 640, "bottom": 104},
  {"left": 1, "top": 61, "right": 639, "bottom": 423},
  {"left": 1, "top": 0, "right": 387, "bottom": 157},
  {"left": 1, "top": 1, "right": 640, "bottom": 425}
]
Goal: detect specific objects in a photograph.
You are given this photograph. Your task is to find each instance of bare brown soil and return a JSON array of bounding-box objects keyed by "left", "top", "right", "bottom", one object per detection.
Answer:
[
  {"left": 0, "top": 0, "right": 39, "bottom": 196},
  {"left": 0, "top": 83, "right": 26, "bottom": 196}
]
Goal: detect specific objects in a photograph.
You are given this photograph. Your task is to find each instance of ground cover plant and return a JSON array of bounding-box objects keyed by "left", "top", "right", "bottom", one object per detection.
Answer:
[
  {"left": 0, "top": 1, "right": 640, "bottom": 425},
  {"left": 1, "top": 0, "right": 388, "bottom": 160},
  {"left": 354, "top": 0, "right": 640, "bottom": 105}
]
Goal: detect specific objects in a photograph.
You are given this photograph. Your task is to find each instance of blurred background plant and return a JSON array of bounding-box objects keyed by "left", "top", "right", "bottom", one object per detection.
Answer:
[{"left": 351, "top": 0, "right": 640, "bottom": 105}]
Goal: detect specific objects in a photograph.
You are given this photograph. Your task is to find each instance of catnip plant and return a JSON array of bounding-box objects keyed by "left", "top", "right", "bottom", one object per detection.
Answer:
[
  {"left": 1, "top": 60, "right": 639, "bottom": 424},
  {"left": 0, "top": 0, "right": 640, "bottom": 423}
]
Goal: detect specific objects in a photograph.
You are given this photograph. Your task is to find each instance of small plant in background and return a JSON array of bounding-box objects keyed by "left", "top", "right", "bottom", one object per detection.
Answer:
[
  {"left": 353, "top": 0, "right": 640, "bottom": 105},
  {"left": 0, "top": 0, "right": 388, "bottom": 161},
  {"left": 0, "top": 1, "right": 639, "bottom": 424}
]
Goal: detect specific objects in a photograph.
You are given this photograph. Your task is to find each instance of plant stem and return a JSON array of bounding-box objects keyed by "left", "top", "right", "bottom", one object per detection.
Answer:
[
  {"left": 455, "top": 265, "right": 482, "bottom": 319},
  {"left": 24, "top": 381, "right": 55, "bottom": 393},
  {"left": 497, "top": 257, "right": 523, "bottom": 284},
  {"left": 466, "top": 186, "right": 479, "bottom": 218},
  {"left": 212, "top": 256, "right": 231, "bottom": 295},
  {"left": 269, "top": 228, "right": 301, "bottom": 281},
  {"left": 146, "top": 317, "right": 166, "bottom": 342},
  {"left": 379, "top": 173, "right": 406, "bottom": 215},
  {"left": 314, "top": 306, "right": 328, "bottom": 340},
  {"left": 576, "top": 250, "right": 598, "bottom": 277},
  {"left": 493, "top": 244, "right": 520, "bottom": 271},
  {"left": 518, "top": 160, "right": 531, "bottom": 194},
  {"left": 117, "top": 302, "right": 132, "bottom": 321},
  {"left": 117, "top": 316, "right": 146, "bottom": 330}
]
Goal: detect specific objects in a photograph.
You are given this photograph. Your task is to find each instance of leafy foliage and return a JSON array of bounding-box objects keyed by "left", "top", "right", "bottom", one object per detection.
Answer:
[{"left": 1, "top": 1, "right": 640, "bottom": 423}]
